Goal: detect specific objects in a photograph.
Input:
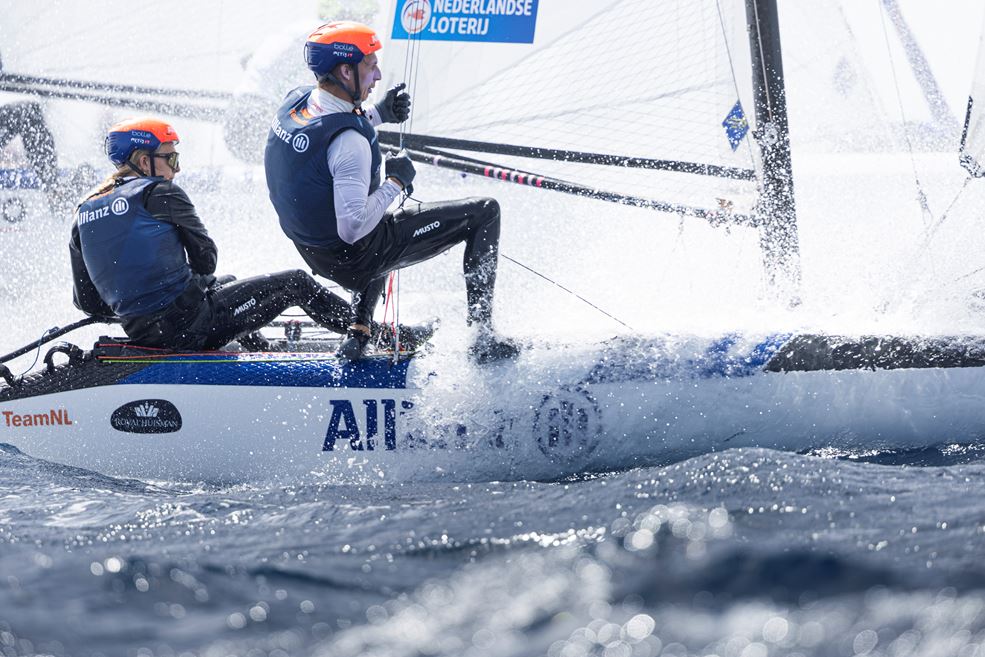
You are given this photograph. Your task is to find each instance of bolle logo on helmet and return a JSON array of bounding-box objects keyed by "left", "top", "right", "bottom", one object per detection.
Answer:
[
  {"left": 129, "top": 130, "right": 153, "bottom": 145},
  {"left": 110, "top": 197, "right": 130, "bottom": 216},
  {"left": 401, "top": 0, "right": 431, "bottom": 35},
  {"left": 292, "top": 134, "right": 310, "bottom": 153},
  {"left": 333, "top": 42, "right": 356, "bottom": 52}
]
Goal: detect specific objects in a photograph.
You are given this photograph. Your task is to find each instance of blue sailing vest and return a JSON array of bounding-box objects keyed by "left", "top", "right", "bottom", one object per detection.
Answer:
[
  {"left": 76, "top": 177, "right": 192, "bottom": 318},
  {"left": 264, "top": 86, "right": 382, "bottom": 249}
]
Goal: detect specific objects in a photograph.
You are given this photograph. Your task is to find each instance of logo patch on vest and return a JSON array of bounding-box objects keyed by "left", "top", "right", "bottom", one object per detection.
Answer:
[
  {"left": 292, "top": 134, "right": 310, "bottom": 153},
  {"left": 110, "top": 197, "right": 130, "bottom": 216},
  {"left": 412, "top": 221, "right": 440, "bottom": 238}
]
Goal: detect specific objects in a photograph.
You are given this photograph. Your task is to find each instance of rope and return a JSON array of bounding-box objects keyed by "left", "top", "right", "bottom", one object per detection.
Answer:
[
  {"left": 715, "top": 0, "right": 759, "bottom": 170},
  {"left": 877, "top": 0, "right": 934, "bottom": 226},
  {"left": 378, "top": 272, "right": 397, "bottom": 350},
  {"left": 393, "top": 270, "right": 401, "bottom": 363},
  {"left": 921, "top": 175, "right": 971, "bottom": 247},
  {"left": 385, "top": 9, "right": 427, "bottom": 359},
  {"left": 501, "top": 253, "right": 635, "bottom": 332}
]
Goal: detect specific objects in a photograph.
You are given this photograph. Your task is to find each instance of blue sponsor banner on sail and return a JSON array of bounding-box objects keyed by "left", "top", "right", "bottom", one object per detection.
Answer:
[
  {"left": 722, "top": 101, "right": 749, "bottom": 151},
  {"left": 392, "top": 0, "right": 539, "bottom": 43}
]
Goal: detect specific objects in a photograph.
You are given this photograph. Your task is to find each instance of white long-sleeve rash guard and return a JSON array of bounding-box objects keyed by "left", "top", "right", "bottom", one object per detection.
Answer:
[{"left": 305, "top": 87, "right": 401, "bottom": 245}]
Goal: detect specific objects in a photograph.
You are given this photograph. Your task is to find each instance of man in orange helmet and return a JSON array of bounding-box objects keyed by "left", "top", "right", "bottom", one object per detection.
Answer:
[
  {"left": 70, "top": 117, "right": 413, "bottom": 351},
  {"left": 264, "top": 21, "right": 519, "bottom": 364}
]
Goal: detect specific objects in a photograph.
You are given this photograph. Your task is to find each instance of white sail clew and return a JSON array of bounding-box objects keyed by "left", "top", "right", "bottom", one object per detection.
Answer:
[{"left": 960, "top": 6, "right": 985, "bottom": 176}]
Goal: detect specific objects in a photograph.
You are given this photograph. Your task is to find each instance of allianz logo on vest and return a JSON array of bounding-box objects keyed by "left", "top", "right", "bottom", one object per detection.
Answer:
[
  {"left": 110, "top": 197, "right": 129, "bottom": 216},
  {"left": 79, "top": 197, "right": 130, "bottom": 225},
  {"left": 292, "top": 134, "right": 309, "bottom": 153},
  {"left": 76, "top": 205, "right": 110, "bottom": 225},
  {"left": 271, "top": 121, "right": 291, "bottom": 145},
  {"left": 412, "top": 221, "right": 440, "bottom": 238}
]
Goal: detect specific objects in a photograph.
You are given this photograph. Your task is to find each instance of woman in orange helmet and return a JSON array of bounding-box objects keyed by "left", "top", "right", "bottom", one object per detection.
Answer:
[{"left": 70, "top": 117, "right": 418, "bottom": 350}]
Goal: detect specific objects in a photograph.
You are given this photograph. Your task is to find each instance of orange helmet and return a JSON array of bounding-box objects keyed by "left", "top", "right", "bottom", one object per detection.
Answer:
[
  {"left": 304, "top": 21, "right": 381, "bottom": 80},
  {"left": 105, "top": 118, "right": 179, "bottom": 166}
]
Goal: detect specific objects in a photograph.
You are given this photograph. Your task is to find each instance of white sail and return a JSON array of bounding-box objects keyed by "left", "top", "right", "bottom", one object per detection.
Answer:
[
  {"left": 961, "top": 4, "right": 985, "bottom": 176},
  {"left": 380, "top": 0, "right": 761, "bottom": 219}
]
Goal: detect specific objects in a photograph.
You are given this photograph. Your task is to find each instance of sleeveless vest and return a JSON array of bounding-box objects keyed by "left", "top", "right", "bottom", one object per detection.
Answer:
[
  {"left": 76, "top": 177, "right": 192, "bottom": 318},
  {"left": 264, "top": 85, "right": 382, "bottom": 249}
]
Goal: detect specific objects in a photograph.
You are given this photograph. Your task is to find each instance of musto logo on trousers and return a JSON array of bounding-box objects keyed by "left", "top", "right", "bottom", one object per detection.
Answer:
[
  {"left": 533, "top": 387, "right": 602, "bottom": 464},
  {"left": 111, "top": 399, "right": 182, "bottom": 434}
]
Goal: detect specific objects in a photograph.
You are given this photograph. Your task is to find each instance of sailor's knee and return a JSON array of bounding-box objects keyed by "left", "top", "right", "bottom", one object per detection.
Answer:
[{"left": 471, "top": 197, "right": 500, "bottom": 223}]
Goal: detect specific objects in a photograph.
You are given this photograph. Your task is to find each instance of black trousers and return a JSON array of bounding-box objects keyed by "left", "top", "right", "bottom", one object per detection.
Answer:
[
  {"left": 296, "top": 197, "right": 501, "bottom": 327},
  {"left": 124, "top": 270, "right": 351, "bottom": 350},
  {"left": 0, "top": 102, "right": 58, "bottom": 193}
]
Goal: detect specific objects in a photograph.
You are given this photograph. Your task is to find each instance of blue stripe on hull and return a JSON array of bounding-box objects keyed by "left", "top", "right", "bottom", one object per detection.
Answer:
[{"left": 117, "top": 356, "right": 411, "bottom": 389}]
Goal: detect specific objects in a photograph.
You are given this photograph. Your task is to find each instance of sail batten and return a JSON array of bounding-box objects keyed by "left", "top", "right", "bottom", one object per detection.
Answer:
[
  {"left": 378, "top": 131, "right": 758, "bottom": 180},
  {"left": 381, "top": 142, "right": 759, "bottom": 226}
]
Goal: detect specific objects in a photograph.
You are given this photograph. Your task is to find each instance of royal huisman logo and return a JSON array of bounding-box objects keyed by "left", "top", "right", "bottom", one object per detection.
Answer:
[{"left": 111, "top": 400, "right": 182, "bottom": 434}]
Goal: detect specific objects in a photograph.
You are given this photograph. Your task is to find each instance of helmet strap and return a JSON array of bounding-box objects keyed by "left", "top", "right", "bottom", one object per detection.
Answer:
[
  {"left": 127, "top": 152, "right": 152, "bottom": 177},
  {"left": 321, "top": 63, "right": 362, "bottom": 107}
]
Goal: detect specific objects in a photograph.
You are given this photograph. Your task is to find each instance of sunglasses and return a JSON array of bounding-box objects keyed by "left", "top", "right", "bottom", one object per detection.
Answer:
[{"left": 152, "top": 151, "right": 180, "bottom": 171}]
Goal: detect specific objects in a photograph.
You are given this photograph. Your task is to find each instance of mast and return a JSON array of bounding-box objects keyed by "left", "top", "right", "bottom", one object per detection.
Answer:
[{"left": 746, "top": 0, "right": 801, "bottom": 296}]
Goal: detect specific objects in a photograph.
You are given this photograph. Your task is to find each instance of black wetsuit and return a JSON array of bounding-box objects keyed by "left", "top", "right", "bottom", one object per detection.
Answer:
[
  {"left": 295, "top": 196, "right": 502, "bottom": 328},
  {"left": 264, "top": 87, "right": 503, "bottom": 332},
  {"left": 70, "top": 179, "right": 350, "bottom": 349}
]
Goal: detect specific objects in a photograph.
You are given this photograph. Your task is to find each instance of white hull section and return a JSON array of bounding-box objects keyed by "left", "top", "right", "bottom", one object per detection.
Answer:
[{"left": 3, "top": 360, "right": 984, "bottom": 483}]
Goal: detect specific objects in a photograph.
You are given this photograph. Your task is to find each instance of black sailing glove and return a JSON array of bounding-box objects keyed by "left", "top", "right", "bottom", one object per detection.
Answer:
[
  {"left": 374, "top": 82, "right": 411, "bottom": 124},
  {"left": 385, "top": 150, "right": 416, "bottom": 194}
]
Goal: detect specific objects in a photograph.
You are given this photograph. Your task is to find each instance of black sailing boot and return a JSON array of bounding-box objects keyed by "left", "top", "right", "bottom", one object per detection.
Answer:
[
  {"left": 377, "top": 319, "right": 439, "bottom": 354},
  {"left": 469, "top": 326, "right": 521, "bottom": 365},
  {"left": 337, "top": 327, "right": 371, "bottom": 362}
]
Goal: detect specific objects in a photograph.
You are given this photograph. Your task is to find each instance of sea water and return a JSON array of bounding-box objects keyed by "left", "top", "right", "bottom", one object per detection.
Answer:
[
  {"left": 5, "top": 3, "right": 985, "bottom": 654},
  {"left": 3, "top": 156, "right": 985, "bottom": 655},
  {"left": 2, "top": 442, "right": 985, "bottom": 657}
]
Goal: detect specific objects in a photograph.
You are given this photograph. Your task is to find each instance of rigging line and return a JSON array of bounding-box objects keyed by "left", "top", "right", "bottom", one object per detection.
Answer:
[
  {"left": 0, "top": 317, "right": 105, "bottom": 364},
  {"left": 0, "top": 72, "right": 234, "bottom": 100},
  {"left": 877, "top": 0, "right": 934, "bottom": 225},
  {"left": 501, "top": 254, "right": 635, "bottom": 332},
  {"left": 393, "top": 269, "right": 400, "bottom": 365},
  {"left": 715, "top": 0, "right": 760, "bottom": 174},
  {"left": 0, "top": 82, "right": 226, "bottom": 120},
  {"left": 953, "top": 262, "right": 985, "bottom": 284},
  {"left": 400, "top": 0, "right": 415, "bottom": 150},
  {"left": 921, "top": 175, "right": 972, "bottom": 247},
  {"left": 409, "top": 40, "right": 421, "bottom": 139},
  {"left": 406, "top": 14, "right": 425, "bottom": 141},
  {"left": 750, "top": 0, "right": 773, "bottom": 118}
]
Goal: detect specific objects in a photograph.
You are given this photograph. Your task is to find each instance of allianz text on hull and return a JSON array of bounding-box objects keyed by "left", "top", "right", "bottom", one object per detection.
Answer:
[{"left": 2, "top": 334, "right": 985, "bottom": 482}]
